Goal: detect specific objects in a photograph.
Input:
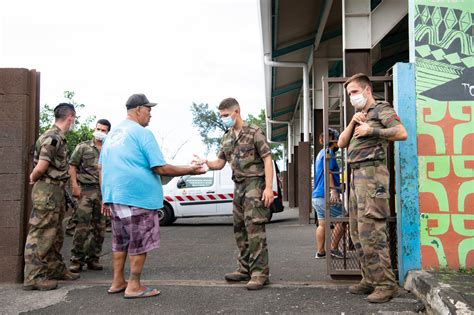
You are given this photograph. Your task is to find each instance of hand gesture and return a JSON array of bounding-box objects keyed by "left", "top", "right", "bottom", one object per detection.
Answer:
[
  {"left": 261, "top": 188, "right": 275, "bottom": 208},
  {"left": 71, "top": 185, "right": 82, "bottom": 198},
  {"left": 191, "top": 154, "right": 209, "bottom": 173},
  {"left": 190, "top": 164, "right": 207, "bottom": 175},
  {"left": 191, "top": 154, "right": 207, "bottom": 166},
  {"left": 329, "top": 189, "right": 340, "bottom": 203},
  {"left": 351, "top": 112, "right": 366, "bottom": 126},
  {"left": 29, "top": 173, "right": 36, "bottom": 185},
  {"left": 101, "top": 204, "right": 111, "bottom": 217},
  {"left": 354, "top": 122, "right": 372, "bottom": 138}
]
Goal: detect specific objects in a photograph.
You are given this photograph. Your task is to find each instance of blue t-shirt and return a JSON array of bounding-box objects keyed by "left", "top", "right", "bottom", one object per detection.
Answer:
[
  {"left": 99, "top": 119, "right": 167, "bottom": 210},
  {"left": 312, "top": 148, "right": 340, "bottom": 198}
]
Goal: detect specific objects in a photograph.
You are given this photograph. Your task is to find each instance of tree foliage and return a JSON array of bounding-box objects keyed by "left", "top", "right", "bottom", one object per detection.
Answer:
[
  {"left": 190, "top": 102, "right": 227, "bottom": 154},
  {"left": 39, "top": 91, "right": 96, "bottom": 154},
  {"left": 190, "top": 103, "right": 283, "bottom": 160}
]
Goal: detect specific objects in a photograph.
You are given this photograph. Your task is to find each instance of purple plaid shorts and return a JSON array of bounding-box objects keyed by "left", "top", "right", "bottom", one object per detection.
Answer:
[{"left": 109, "top": 204, "right": 160, "bottom": 255}]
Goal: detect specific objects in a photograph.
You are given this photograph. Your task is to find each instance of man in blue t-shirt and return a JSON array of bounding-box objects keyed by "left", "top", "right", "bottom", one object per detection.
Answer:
[
  {"left": 99, "top": 94, "right": 204, "bottom": 299},
  {"left": 312, "top": 128, "right": 344, "bottom": 259}
]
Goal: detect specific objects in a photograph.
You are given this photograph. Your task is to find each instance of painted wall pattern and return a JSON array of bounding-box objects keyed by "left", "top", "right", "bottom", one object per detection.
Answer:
[{"left": 414, "top": 0, "right": 473, "bottom": 269}]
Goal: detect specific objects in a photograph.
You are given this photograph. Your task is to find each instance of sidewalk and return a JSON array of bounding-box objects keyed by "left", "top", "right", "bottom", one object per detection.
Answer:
[
  {"left": 405, "top": 269, "right": 474, "bottom": 315},
  {"left": 0, "top": 203, "right": 471, "bottom": 314}
]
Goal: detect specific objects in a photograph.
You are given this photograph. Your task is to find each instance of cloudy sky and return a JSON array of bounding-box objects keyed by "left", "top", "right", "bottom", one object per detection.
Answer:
[{"left": 1, "top": 0, "right": 266, "bottom": 162}]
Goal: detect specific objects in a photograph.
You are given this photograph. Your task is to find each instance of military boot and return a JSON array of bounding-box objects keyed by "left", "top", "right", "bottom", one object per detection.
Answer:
[
  {"left": 23, "top": 279, "right": 58, "bottom": 291},
  {"left": 87, "top": 260, "right": 103, "bottom": 271},
  {"left": 224, "top": 271, "right": 251, "bottom": 282},
  {"left": 246, "top": 276, "right": 269, "bottom": 290},
  {"left": 367, "top": 287, "right": 399, "bottom": 303},
  {"left": 69, "top": 261, "right": 83, "bottom": 273},
  {"left": 52, "top": 270, "right": 80, "bottom": 281},
  {"left": 349, "top": 283, "right": 374, "bottom": 295}
]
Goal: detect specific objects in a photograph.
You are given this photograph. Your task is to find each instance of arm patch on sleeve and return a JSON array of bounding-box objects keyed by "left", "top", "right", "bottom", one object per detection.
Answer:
[{"left": 51, "top": 139, "right": 58, "bottom": 147}]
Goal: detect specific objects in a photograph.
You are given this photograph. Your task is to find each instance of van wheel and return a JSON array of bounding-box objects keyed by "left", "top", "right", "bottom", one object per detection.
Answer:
[{"left": 158, "top": 204, "right": 174, "bottom": 226}]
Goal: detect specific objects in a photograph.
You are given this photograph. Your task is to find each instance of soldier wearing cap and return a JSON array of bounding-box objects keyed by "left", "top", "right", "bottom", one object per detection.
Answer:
[
  {"left": 68, "top": 119, "right": 111, "bottom": 273},
  {"left": 204, "top": 97, "right": 274, "bottom": 290},
  {"left": 338, "top": 73, "right": 407, "bottom": 303},
  {"left": 99, "top": 94, "right": 204, "bottom": 298},
  {"left": 23, "top": 103, "right": 80, "bottom": 291}
]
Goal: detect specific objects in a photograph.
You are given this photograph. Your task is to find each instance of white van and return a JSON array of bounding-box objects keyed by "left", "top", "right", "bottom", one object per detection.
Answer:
[{"left": 158, "top": 162, "right": 284, "bottom": 225}]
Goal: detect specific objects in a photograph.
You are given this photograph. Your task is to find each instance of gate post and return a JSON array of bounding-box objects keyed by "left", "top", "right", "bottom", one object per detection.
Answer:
[
  {"left": 0, "top": 68, "right": 40, "bottom": 283},
  {"left": 393, "top": 63, "right": 421, "bottom": 285}
]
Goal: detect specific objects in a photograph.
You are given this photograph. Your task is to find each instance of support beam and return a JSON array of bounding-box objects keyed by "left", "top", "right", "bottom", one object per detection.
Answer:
[
  {"left": 288, "top": 153, "right": 296, "bottom": 208},
  {"left": 282, "top": 171, "right": 288, "bottom": 202},
  {"left": 313, "top": 109, "right": 323, "bottom": 156},
  {"left": 272, "top": 81, "right": 303, "bottom": 97},
  {"left": 393, "top": 62, "right": 421, "bottom": 285},
  {"left": 272, "top": 124, "right": 287, "bottom": 131},
  {"left": 297, "top": 142, "right": 311, "bottom": 224},
  {"left": 293, "top": 147, "right": 299, "bottom": 208},
  {"left": 272, "top": 38, "right": 314, "bottom": 58},
  {"left": 273, "top": 107, "right": 294, "bottom": 118},
  {"left": 371, "top": 0, "right": 408, "bottom": 48},
  {"left": 344, "top": 49, "right": 372, "bottom": 123},
  {"left": 343, "top": 0, "right": 371, "bottom": 50}
]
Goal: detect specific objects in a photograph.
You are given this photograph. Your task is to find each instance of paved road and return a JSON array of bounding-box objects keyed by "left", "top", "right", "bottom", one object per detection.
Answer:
[{"left": 1, "top": 206, "right": 425, "bottom": 314}]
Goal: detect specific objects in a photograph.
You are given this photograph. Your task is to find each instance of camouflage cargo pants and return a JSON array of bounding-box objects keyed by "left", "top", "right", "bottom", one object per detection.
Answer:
[
  {"left": 24, "top": 180, "right": 67, "bottom": 285},
  {"left": 233, "top": 177, "right": 270, "bottom": 277},
  {"left": 348, "top": 163, "right": 397, "bottom": 288},
  {"left": 70, "top": 185, "right": 105, "bottom": 263}
]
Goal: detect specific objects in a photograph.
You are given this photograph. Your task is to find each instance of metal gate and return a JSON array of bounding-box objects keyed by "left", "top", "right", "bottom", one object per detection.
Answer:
[{"left": 322, "top": 76, "right": 398, "bottom": 278}]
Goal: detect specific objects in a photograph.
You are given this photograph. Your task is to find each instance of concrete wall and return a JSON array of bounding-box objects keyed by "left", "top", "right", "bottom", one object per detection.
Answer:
[
  {"left": 0, "top": 68, "right": 40, "bottom": 282},
  {"left": 413, "top": 1, "right": 473, "bottom": 269}
]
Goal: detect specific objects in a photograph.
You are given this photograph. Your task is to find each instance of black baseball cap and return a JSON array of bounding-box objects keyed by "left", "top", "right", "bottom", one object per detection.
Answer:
[{"left": 125, "top": 94, "right": 157, "bottom": 109}]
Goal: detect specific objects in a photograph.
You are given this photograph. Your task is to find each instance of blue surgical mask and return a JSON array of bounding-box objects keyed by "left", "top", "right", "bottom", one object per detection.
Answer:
[{"left": 222, "top": 116, "right": 236, "bottom": 128}]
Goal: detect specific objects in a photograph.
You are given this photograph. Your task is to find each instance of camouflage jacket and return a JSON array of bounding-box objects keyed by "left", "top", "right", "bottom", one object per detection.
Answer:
[
  {"left": 348, "top": 101, "right": 402, "bottom": 164},
  {"left": 218, "top": 122, "right": 271, "bottom": 182},
  {"left": 34, "top": 124, "right": 70, "bottom": 182},
  {"left": 69, "top": 140, "right": 100, "bottom": 185}
]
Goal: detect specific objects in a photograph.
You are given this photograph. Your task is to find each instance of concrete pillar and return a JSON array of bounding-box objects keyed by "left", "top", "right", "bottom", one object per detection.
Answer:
[
  {"left": 293, "top": 146, "right": 299, "bottom": 208},
  {"left": 0, "top": 68, "right": 40, "bottom": 283},
  {"left": 393, "top": 63, "right": 421, "bottom": 284},
  {"left": 297, "top": 142, "right": 311, "bottom": 224},
  {"left": 288, "top": 155, "right": 296, "bottom": 208},
  {"left": 313, "top": 109, "right": 323, "bottom": 156},
  {"left": 281, "top": 171, "right": 288, "bottom": 202}
]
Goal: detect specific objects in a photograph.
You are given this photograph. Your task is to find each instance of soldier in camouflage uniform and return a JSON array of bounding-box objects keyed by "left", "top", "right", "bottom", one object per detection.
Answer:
[
  {"left": 68, "top": 119, "right": 111, "bottom": 273},
  {"left": 338, "top": 74, "right": 408, "bottom": 303},
  {"left": 204, "top": 98, "right": 274, "bottom": 290},
  {"left": 23, "top": 103, "right": 80, "bottom": 291}
]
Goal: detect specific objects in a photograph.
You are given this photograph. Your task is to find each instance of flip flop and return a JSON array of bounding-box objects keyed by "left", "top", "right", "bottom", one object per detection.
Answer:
[
  {"left": 107, "top": 286, "right": 127, "bottom": 294},
  {"left": 123, "top": 287, "right": 161, "bottom": 299}
]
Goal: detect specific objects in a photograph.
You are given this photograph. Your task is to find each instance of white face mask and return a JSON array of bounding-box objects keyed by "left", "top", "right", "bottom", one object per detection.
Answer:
[
  {"left": 350, "top": 92, "right": 367, "bottom": 110},
  {"left": 93, "top": 130, "right": 107, "bottom": 141}
]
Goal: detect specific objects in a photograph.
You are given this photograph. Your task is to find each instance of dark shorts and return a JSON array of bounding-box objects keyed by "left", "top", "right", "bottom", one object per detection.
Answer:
[{"left": 109, "top": 204, "right": 160, "bottom": 255}]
